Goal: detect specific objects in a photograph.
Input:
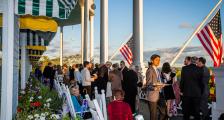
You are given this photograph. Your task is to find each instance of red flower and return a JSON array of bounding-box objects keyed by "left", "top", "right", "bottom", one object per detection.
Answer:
[
  {"left": 211, "top": 75, "right": 215, "bottom": 82},
  {"left": 18, "top": 96, "right": 22, "bottom": 101},
  {"left": 17, "top": 107, "right": 22, "bottom": 112},
  {"left": 30, "top": 101, "right": 41, "bottom": 107}
]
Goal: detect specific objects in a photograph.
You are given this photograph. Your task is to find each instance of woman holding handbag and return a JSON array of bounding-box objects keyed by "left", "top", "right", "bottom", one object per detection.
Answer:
[{"left": 161, "top": 62, "right": 177, "bottom": 117}]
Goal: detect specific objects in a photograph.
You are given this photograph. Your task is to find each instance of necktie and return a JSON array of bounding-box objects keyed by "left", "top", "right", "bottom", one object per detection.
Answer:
[
  {"left": 156, "top": 69, "right": 163, "bottom": 93},
  {"left": 156, "top": 69, "right": 161, "bottom": 83}
]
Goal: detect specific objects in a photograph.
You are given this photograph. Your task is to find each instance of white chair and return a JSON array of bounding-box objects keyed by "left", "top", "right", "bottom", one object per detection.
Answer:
[
  {"left": 61, "top": 83, "right": 107, "bottom": 120},
  {"left": 85, "top": 94, "right": 104, "bottom": 120},
  {"left": 54, "top": 80, "right": 63, "bottom": 98},
  {"left": 135, "top": 114, "right": 144, "bottom": 120},
  {"left": 89, "top": 108, "right": 100, "bottom": 120},
  {"left": 61, "top": 84, "right": 77, "bottom": 118},
  {"left": 86, "top": 89, "right": 107, "bottom": 120},
  {"left": 57, "top": 81, "right": 63, "bottom": 97},
  {"left": 62, "top": 84, "right": 91, "bottom": 119},
  {"left": 57, "top": 75, "right": 64, "bottom": 83},
  {"left": 94, "top": 87, "right": 103, "bottom": 111},
  {"left": 100, "top": 90, "right": 107, "bottom": 120},
  {"left": 93, "top": 99, "right": 104, "bottom": 120},
  {"left": 85, "top": 94, "right": 95, "bottom": 109}
]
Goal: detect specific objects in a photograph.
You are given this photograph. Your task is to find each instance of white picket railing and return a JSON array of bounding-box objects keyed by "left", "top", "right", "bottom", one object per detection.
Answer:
[{"left": 54, "top": 75, "right": 107, "bottom": 120}]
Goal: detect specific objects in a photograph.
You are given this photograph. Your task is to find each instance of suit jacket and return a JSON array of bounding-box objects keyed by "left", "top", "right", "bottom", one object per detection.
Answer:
[
  {"left": 180, "top": 64, "right": 203, "bottom": 97},
  {"left": 121, "top": 66, "right": 129, "bottom": 90},
  {"left": 201, "top": 66, "right": 210, "bottom": 97},
  {"left": 145, "top": 66, "right": 160, "bottom": 102},
  {"left": 124, "top": 69, "right": 138, "bottom": 95},
  {"left": 69, "top": 68, "right": 75, "bottom": 80},
  {"left": 43, "top": 66, "right": 54, "bottom": 79},
  {"left": 109, "top": 70, "right": 123, "bottom": 91}
]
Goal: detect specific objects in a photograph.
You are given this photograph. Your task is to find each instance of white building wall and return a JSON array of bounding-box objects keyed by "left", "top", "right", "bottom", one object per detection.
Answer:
[{"left": 212, "top": 64, "right": 224, "bottom": 120}]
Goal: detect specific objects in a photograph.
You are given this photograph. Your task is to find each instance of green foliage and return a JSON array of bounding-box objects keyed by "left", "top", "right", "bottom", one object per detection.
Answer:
[
  {"left": 62, "top": 114, "right": 82, "bottom": 120},
  {"left": 16, "top": 77, "right": 63, "bottom": 120}
]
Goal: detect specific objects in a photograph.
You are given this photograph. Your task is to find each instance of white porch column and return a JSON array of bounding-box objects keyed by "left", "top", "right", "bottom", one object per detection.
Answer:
[
  {"left": 41, "top": 38, "right": 45, "bottom": 46},
  {"left": 133, "top": 0, "right": 144, "bottom": 67},
  {"left": 36, "top": 33, "right": 39, "bottom": 46},
  {"left": 26, "top": 57, "right": 30, "bottom": 81},
  {"left": 89, "top": 15, "right": 94, "bottom": 61},
  {"left": 100, "top": 0, "right": 108, "bottom": 64},
  {"left": 83, "top": 0, "right": 89, "bottom": 61},
  {"left": 80, "top": 1, "right": 84, "bottom": 63},
  {"left": 60, "top": 26, "right": 63, "bottom": 66},
  {"left": 30, "top": 64, "right": 32, "bottom": 73},
  {"left": 1, "top": 0, "right": 16, "bottom": 119},
  {"left": 29, "top": 31, "right": 33, "bottom": 46},
  {"left": 20, "top": 32, "right": 27, "bottom": 90}
]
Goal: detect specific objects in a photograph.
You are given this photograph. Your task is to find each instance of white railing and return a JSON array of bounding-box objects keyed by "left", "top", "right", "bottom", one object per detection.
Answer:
[{"left": 54, "top": 75, "right": 107, "bottom": 120}]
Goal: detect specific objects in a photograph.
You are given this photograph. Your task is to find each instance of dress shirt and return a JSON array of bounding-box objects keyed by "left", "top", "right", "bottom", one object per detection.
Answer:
[
  {"left": 152, "top": 65, "right": 161, "bottom": 83},
  {"left": 81, "top": 68, "right": 94, "bottom": 86},
  {"left": 74, "top": 68, "right": 82, "bottom": 84}
]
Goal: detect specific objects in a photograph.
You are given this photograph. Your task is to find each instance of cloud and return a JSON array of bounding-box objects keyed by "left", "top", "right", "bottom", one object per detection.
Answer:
[
  {"left": 43, "top": 36, "right": 81, "bottom": 58},
  {"left": 179, "top": 22, "right": 194, "bottom": 29}
]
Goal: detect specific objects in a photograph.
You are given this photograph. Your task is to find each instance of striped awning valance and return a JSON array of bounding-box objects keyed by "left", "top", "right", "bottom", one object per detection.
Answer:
[{"left": 15, "top": 0, "right": 78, "bottom": 19}]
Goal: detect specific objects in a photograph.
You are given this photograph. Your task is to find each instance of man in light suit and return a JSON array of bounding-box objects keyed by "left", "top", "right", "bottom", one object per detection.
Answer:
[{"left": 146, "top": 54, "right": 166, "bottom": 120}]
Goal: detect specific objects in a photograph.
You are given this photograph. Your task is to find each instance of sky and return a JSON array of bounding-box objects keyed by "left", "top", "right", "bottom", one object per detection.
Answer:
[{"left": 44, "top": 0, "right": 224, "bottom": 61}]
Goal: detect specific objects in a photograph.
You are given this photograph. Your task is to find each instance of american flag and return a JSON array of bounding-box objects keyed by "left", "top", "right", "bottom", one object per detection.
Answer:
[
  {"left": 120, "top": 37, "right": 134, "bottom": 65},
  {"left": 197, "top": 10, "right": 223, "bottom": 67}
]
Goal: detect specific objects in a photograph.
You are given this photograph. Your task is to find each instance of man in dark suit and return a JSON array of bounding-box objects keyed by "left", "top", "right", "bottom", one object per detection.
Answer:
[
  {"left": 119, "top": 60, "right": 128, "bottom": 92},
  {"left": 197, "top": 57, "right": 210, "bottom": 120},
  {"left": 70, "top": 64, "right": 75, "bottom": 81},
  {"left": 180, "top": 57, "right": 203, "bottom": 120},
  {"left": 123, "top": 65, "right": 138, "bottom": 113},
  {"left": 119, "top": 61, "right": 129, "bottom": 88},
  {"left": 43, "top": 62, "right": 54, "bottom": 90}
]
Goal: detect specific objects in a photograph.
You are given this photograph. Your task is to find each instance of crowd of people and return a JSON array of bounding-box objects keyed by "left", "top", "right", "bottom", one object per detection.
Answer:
[
  {"left": 146, "top": 55, "right": 211, "bottom": 120},
  {"left": 34, "top": 54, "right": 213, "bottom": 120}
]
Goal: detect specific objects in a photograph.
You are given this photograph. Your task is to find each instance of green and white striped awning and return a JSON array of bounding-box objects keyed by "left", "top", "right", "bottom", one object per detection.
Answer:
[{"left": 15, "top": 0, "right": 78, "bottom": 19}]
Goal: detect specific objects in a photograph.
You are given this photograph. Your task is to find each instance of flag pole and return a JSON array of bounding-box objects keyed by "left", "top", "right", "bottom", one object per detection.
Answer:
[
  {"left": 170, "top": 0, "right": 222, "bottom": 66},
  {"left": 109, "top": 33, "right": 133, "bottom": 61}
]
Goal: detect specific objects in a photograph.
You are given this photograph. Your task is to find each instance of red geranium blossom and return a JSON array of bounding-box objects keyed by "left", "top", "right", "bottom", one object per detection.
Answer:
[
  {"left": 17, "top": 107, "right": 22, "bottom": 112},
  {"left": 18, "top": 96, "right": 22, "bottom": 101},
  {"left": 30, "top": 101, "right": 41, "bottom": 107}
]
